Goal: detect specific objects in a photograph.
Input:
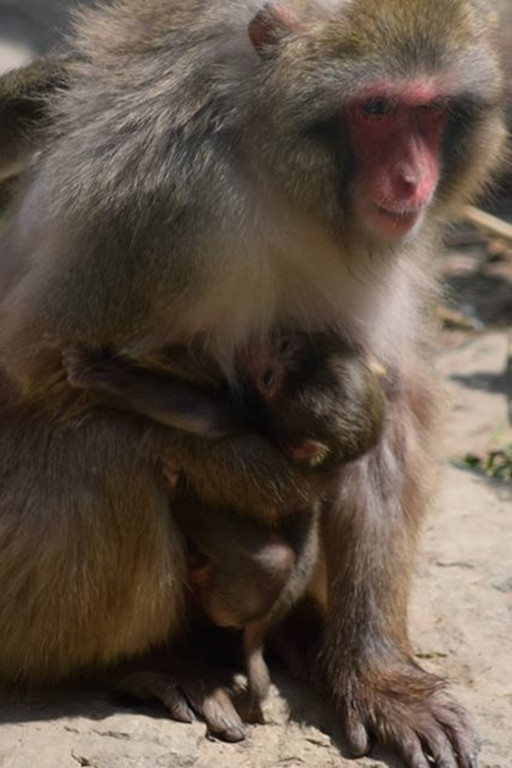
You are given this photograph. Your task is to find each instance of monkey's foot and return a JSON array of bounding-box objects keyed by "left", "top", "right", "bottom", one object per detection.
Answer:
[
  {"left": 336, "top": 667, "right": 478, "bottom": 768},
  {"left": 118, "top": 668, "right": 246, "bottom": 743}
]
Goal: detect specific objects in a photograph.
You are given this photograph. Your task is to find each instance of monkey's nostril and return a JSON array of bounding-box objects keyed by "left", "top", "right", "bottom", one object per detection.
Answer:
[
  {"left": 402, "top": 176, "right": 417, "bottom": 190},
  {"left": 397, "top": 171, "right": 419, "bottom": 196}
]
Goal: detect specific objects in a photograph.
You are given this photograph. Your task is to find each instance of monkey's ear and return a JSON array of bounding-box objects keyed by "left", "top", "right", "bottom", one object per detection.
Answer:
[
  {"left": 0, "top": 53, "right": 75, "bottom": 203},
  {"left": 248, "top": 2, "right": 301, "bottom": 57}
]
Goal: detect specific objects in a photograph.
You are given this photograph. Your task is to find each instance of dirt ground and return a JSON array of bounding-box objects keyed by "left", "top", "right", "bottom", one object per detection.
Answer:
[{"left": 0, "top": 14, "right": 512, "bottom": 768}]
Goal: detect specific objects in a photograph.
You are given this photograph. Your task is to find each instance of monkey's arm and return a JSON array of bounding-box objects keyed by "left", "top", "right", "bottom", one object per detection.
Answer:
[
  {"left": 64, "top": 346, "right": 238, "bottom": 439},
  {"left": 63, "top": 347, "right": 324, "bottom": 520},
  {"left": 318, "top": 370, "right": 477, "bottom": 766},
  {"left": 168, "top": 431, "right": 325, "bottom": 524}
]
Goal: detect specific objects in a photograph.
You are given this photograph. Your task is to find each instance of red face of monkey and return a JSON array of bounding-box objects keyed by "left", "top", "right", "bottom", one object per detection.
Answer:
[
  {"left": 248, "top": 2, "right": 503, "bottom": 246},
  {"left": 349, "top": 84, "right": 447, "bottom": 239}
]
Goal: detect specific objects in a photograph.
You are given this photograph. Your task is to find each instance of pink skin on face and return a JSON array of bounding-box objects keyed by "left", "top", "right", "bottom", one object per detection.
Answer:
[{"left": 349, "top": 82, "right": 448, "bottom": 239}]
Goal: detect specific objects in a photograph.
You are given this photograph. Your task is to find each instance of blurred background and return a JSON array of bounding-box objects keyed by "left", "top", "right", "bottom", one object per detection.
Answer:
[{"left": 0, "top": 0, "right": 96, "bottom": 69}]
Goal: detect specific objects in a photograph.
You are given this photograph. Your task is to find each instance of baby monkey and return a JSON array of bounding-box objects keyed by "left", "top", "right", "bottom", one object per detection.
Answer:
[
  {"left": 174, "top": 497, "right": 319, "bottom": 720},
  {"left": 65, "top": 332, "right": 385, "bottom": 467},
  {"left": 64, "top": 333, "right": 385, "bottom": 714},
  {"left": 237, "top": 333, "right": 385, "bottom": 468}
]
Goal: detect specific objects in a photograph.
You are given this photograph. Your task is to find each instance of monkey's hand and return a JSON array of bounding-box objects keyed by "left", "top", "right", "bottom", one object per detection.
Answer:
[
  {"left": 63, "top": 345, "right": 122, "bottom": 392},
  {"left": 332, "top": 663, "right": 478, "bottom": 768},
  {"left": 280, "top": 438, "right": 331, "bottom": 468}
]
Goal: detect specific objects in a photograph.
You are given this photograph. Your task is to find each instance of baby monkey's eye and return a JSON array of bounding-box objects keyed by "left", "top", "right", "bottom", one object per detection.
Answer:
[{"left": 261, "top": 369, "right": 274, "bottom": 388}]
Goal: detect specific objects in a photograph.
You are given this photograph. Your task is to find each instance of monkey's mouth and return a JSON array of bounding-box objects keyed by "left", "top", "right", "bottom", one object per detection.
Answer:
[{"left": 369, "top": 203, "right": 422, "bottom": 238}]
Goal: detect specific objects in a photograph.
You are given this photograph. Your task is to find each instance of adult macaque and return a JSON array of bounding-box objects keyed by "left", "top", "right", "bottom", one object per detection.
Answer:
[{"left": 0, "top": 0, "right": 505, "bottom": 765}]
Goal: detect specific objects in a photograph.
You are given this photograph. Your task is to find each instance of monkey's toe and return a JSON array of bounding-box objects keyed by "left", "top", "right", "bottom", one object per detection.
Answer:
[
  {"left": 180, "top": 677, "right": 246, "bottom": 742},
  {"left": 116, "top": 666, "right": 245, "bottom": 742},
  {"left": 343, "top": 716, "right": 370, "bottom": 757}
]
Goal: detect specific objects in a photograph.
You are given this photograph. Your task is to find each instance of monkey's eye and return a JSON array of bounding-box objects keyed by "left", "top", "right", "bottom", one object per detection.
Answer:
[
  {"left": 360, "top": 99, "right": 395, "bottom": 118},
  {"left": 416, "top": 99, "right": 445, "bottom": 114},
  {"left": 278, "top": 337, "right": 292, "bottom": 354}
]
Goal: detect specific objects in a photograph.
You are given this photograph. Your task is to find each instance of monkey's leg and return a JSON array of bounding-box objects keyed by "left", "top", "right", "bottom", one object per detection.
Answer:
[
  {"left": 269, "top": 592, "right": 326, "bottom": 684},
  {"left": 0, "top": 400, "right": 187, "bottom": 682},
  {"left": 243, "top": 621, "right": 270, "bottom": 724},
  {"left": 319, "top": 379, "right": 478, "bottom": 768},
  {"left": 0, "top": 391, "right": 256, "bottom": 736}
]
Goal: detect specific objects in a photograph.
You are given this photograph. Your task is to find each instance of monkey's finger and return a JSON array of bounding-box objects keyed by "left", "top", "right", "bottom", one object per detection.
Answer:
[
  {"left": 391, "top": 728, "right": 432, "bottom": 768},
  {"left": 457, "top": 747, "right": 479, "bottom": 768},
  {"left": 420, "top": 726, "right": 458, "bottom": 768},
  {"left": 433, "top": 704, "right": 479, "bottom": 768},
  {"left": 342, "top": 710, "right": 370, "bottom": 757},
  {"left": 202, "top": 690, "right": 246, "bottom": 743},
  {"left": 62, "top": 345, "right": 109, "bottom": 389},
  {"left": 182, "top": 680, "right": 246, "bottom": 743}
]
